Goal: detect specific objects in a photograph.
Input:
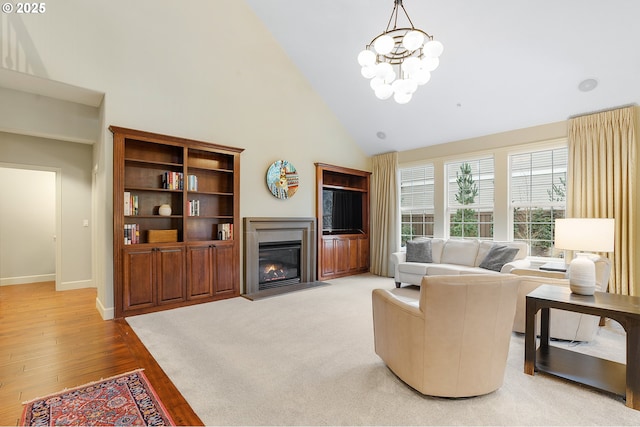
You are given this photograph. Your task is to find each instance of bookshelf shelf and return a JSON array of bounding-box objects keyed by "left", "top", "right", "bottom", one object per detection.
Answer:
[
  {"left": 125, "top": 158, "right": 183, "bottom": 168},
  {"left": 112, "top": 126, "right": 243, "bottom": 318}
]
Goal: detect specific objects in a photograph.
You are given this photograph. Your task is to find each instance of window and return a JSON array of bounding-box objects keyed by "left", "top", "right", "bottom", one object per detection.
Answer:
[
  {"left": 446, "top": 158, "right": 494, "bottom": 239},
  {"left": 400, "top": 165, "right": 434, "bottom": 246},
  {"left": 510, "top": 147, "right": 567, "bottom": 257}
]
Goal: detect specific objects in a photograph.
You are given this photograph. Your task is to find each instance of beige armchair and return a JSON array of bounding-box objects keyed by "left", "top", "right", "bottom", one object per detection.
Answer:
[
  {"left": 511, "top": 255, "right": 611, "bottom": 342},
  {"left": 372, "top": 274, "right": 519, "bottom": 398}
]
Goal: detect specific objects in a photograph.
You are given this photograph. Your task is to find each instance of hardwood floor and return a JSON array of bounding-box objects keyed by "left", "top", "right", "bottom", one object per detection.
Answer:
[{"left": 0, "top": 281, "right": 202, "bottom": 426}]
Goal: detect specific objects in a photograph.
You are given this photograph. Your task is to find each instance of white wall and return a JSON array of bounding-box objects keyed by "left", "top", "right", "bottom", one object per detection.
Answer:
[
  {"left": 0, "top": 167, "right": 55, "bottom": 284},
  {"left": 1, "top": 0, "right": 369, "bottom": 317},
  {"left": 0, "top": 133, "right": 93, "bottom": 289},
  {"left": 0, "top": 86, "right": 100, "bottom": 143}
]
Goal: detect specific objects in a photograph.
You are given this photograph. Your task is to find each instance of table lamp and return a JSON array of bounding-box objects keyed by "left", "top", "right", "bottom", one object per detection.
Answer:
[{"left": 554, "top": 218, "right": 614, "bottom": 295}]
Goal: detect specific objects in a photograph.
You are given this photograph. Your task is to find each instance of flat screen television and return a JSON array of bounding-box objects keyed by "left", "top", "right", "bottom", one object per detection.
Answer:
[{"left": 322, "top": 189, "right": 363, "bottom": 234}]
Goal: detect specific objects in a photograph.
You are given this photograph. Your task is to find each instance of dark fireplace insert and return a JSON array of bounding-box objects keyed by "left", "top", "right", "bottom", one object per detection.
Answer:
[{"left": 258, "top": 240, "right": 302, "bottom": 290}]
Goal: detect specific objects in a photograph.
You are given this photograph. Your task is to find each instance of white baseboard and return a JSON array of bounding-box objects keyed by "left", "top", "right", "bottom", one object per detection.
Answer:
[
  {"left": 96, "top": 297, "right": 114, "bottom": 320},
  {"left": 0, "top": 274, "right": 55, "bottom": 286},
  {"left": 57, "top": 279, "right": 94, "bottom": 291}
]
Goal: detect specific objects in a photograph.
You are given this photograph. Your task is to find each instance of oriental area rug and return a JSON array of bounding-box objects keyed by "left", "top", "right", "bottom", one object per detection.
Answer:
[{"left": 20, "top": 369, "right": 174, "bottom": 426}]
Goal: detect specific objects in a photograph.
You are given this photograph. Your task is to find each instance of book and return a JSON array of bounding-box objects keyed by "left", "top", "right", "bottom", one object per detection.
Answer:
[{"left": 124, "top": 192, "right": 131, "bottom": 215}]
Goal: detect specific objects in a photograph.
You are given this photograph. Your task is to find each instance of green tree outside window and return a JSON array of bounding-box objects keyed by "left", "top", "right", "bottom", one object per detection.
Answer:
[{"left": 450, "top": 163, "right": 479, "bottom": 238}]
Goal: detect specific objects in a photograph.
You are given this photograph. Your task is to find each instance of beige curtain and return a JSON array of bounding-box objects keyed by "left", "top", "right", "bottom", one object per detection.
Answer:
[
  {"left": 567, "top": 106, "right": 637, "bottom": 295},
  {"left": 370, "top": 152, "right": 398, "bottom": 277}
]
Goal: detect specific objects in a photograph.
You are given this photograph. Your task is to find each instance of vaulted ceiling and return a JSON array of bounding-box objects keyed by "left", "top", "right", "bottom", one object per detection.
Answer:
[{"left": 246, "top": 0, "right": 640, "bottom": 156}]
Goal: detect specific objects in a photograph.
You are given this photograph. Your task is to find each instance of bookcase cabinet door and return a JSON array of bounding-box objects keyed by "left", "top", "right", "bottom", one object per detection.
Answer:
[
  {"left": 321, "top": 237, "right": 336, "bottom": 277},
  {"left": 186, "top": 244, "right": 214, "bottom": 300},
  {"left": 212, "top": 242, "right": 237, "bottom": 296},
  {"left": 122, "top": 247, "right": 155, "bottom": 311},
  {"left": 156, "top": 246, "right": 186, "bottom": 305}
]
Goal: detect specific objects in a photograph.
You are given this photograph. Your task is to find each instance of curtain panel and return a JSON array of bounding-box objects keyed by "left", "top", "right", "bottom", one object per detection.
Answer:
[
  {"left": 567, "top": 106, "right": 638, "bottom": 295},
  {"left": 370, "top": 152, "right": 398, "bottom": 277}
]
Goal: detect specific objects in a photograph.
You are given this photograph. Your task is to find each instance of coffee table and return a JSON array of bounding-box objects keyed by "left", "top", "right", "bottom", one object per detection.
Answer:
[{"left": 524, "top": 284, "right": 640, "bottom": 410}]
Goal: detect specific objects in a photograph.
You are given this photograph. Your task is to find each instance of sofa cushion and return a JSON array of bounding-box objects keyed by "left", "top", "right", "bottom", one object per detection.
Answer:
[
  {"left": 398, "top": 262, "right": 430, "bottom": 275},
  {"left": 479, "top": 244, "right": 519, "bottom": 272},
  {"left": 405, "top": 239, "right": 433, "bottom": 263},
  {"left": 440, "top": 239, "right": 479, "bottom": 266},
  {"left": 475, "top": 240, "right": 528, "bottom": 266}
]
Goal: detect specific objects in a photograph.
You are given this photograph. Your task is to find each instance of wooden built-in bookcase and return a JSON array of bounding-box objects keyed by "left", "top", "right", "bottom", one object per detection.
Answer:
[
  {"left": 315, "top": 163, "right": 371, "bottom": 280},
  {"left": 111, "top": 126, "right": 243, "bottom": 317}
]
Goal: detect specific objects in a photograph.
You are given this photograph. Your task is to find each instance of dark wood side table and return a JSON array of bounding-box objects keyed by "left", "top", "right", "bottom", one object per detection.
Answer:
[{"left": 524, "top": 284, "right": 640, "bottom": 410}]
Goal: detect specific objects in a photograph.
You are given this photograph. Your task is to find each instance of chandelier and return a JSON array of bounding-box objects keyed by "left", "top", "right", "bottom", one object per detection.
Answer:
[{"left": 357, "top": 0, "right": 443, "bottom": 104}]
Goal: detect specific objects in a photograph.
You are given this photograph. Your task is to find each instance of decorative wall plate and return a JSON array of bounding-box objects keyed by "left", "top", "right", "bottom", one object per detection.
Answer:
[{"left": 266, "top": 160, "right": 299, "bottom": 199}]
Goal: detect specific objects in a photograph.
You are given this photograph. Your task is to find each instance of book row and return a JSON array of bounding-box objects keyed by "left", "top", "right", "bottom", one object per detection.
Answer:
[
  {"left": 162, "top": 172, "right": 183, "bottom": 190},
  {"left": 188, "top": 200, "right": 200, "bottom": 216},
  {"left": 124, "top": 192, "right": 139, "bottom": 216},
  {"left": 161, "top": 173, "right": 199, "bottom": 191},
  {"left": 124, "top": 224, "right": 140, "bottom": 245},
  {"left": 217, "top": 223, "right": 233, "bottom": 240}
]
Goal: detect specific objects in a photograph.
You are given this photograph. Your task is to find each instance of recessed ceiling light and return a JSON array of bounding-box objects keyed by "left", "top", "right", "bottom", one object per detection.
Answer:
[
  {"left": 376, "top": 131, "right": 387, "bottom": 140},
  {"left": 578, "top": 78, "right": 598, "bottom": 92}
]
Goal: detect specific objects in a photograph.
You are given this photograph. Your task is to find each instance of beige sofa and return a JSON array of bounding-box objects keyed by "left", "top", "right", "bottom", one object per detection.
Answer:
[
  {"left": 372, "top": 274, "right": 520, "bottom": 397},
  {"left": 390, "top": 238, "right": 530, "bottom": 288}
]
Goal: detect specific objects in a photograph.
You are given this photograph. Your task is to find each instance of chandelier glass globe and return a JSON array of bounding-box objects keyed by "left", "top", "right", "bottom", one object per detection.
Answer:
[
  {"left": 373, "top": 35, "right": 395, "bottom": 55},
  {"left": 374, "top": 84, "right": 394, "bottom": 100},
  {"left": 414, "top": 69, "right": 431, "bottom": 85},
  {"left": 375, "top": 62, "right": 394, "bottom": 80},
  {"left": 402, "top": 30, "right": 425, "bottom": 51},
  {"left": 424, "top": 40, "right": 444, "bottom": 58},
  {"left": 357, "top": 49, "right": 376, "bottom": 67},
  {"left": 370, "top": 77, "right": 385, "bottom": 90},
  {"left": 360, "top": 65, "right": 376, "bottom": 79},
  {"left": 402, "top": 56, "right": 422, "bottom": 77},
  {"left": 394, "top": 91, "right": 412, "bottom": 104}
]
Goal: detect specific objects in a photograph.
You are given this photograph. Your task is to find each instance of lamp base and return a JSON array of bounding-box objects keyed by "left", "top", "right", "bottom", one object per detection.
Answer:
[{"left": 568, "top": 253, "right": 596, "bottom": 295}]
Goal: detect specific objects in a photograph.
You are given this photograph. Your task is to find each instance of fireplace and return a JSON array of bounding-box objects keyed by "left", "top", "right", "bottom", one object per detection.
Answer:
[
  {"left": 258, "top": 241, "right": 301, "bottom": 289},
  {"left": 243, "top": 217, "right": 316, "bottom": 296}
]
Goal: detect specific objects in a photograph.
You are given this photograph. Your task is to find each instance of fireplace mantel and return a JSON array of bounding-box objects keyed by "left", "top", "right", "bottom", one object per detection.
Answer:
[{"left": 243, "top": 217, "right": 317, "bottom": 295}]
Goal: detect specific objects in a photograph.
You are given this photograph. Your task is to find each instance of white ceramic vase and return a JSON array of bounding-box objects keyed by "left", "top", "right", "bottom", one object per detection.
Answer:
[
  {"left": 568, "top": 253, "right": 596, "bottom": 295},
  {"left": 158, "top": 204, "right": 172, "bottom": 216}
]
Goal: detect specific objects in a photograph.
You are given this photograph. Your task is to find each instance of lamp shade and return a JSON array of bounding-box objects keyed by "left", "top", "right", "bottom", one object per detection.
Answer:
[{"left": 554, "top": 218, "right": 614, "bottom": 252}]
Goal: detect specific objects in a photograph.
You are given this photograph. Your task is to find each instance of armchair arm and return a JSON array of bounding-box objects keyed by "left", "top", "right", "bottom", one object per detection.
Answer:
[
  {"left": 512, "top": 275, "right": 569, "bottom": 333},
  {"left": 510, "top": 268, "right": 566, "bottom": 279},
  {"left": 373, "top": 288, "right": 421, "bottom": 315},
  {"left": 372, "top": 289, "right": 424, "bottom": 382},
  {"left": 500, "top": 258, "right": 531, "bottom": 273}
]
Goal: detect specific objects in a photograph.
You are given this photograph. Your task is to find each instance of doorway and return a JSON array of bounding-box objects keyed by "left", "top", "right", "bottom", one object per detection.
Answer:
[{"left": 0, "top": 165, "right": 60, "bottom": 288}]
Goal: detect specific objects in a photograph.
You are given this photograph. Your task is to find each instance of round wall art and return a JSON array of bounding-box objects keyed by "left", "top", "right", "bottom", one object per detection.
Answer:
[{"left": 266, "top": 160, "right": 299, "bottom": 199}]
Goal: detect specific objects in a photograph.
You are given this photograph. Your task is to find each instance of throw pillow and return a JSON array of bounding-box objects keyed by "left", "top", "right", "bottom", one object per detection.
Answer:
[
  {"left": 479, "top": 244, "right": 519, "bottom": 272},
  {"left": 406, "top": 239, "right": 433, "bottom": 263}
]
